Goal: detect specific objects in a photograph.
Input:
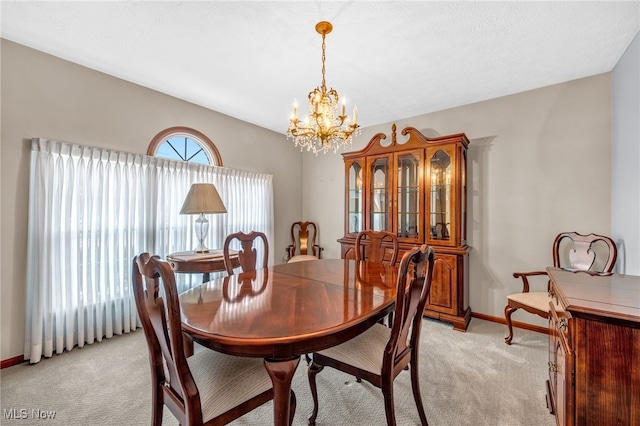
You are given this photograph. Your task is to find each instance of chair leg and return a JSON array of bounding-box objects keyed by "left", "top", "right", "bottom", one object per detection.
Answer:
[
  {"left": 151, "top": 383, "right": 163, "bottom": 426},
  {"left": 410, "top": 360, "right": 429, "bottom": 426},
  {"left": 382, "top": 377, "right": 397, "bottom": 426},
  {"left": 289, "top": 390, "right": 297, "bottom": 426},
  {"left": 504, "top": 304, "right": 518, "bottom": 345},
  {"left": 307, "top": 361, "right": 324, "bottom": 426},
  {"left": 182, "top": 331, "right": 194, "bottom": 357}
]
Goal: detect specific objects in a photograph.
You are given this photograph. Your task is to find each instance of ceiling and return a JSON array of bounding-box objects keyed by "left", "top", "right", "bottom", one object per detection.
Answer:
[{"left": 2, "top": 1, "right": 639, "bottom": 135}]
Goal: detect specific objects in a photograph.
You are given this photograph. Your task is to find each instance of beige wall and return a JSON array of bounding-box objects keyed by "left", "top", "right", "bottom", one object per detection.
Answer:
[
  {"left": 0, "top": 40, "right": 303, "bottom": 360},
  {"left": 0, "top": 38, "right": 615, "bottom": 361},
  {"left": 303, "top": 73, "right": 612, "bottom": 328}
]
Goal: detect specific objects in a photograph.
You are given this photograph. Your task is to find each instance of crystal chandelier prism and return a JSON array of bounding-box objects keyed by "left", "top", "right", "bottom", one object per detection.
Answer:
[{"left": 287, "top": 21, "right": 361, "bottom": 155}]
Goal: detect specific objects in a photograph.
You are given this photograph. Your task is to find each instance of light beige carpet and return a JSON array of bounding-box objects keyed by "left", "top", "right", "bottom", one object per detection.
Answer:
[{"left": 1, "top": 318, "right": 555, "bottom": 425}]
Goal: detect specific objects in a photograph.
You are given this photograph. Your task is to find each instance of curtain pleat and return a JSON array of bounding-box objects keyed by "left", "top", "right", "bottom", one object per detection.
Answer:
[{"left": 25, "top": 138, "right": 274, "bottom": 363}]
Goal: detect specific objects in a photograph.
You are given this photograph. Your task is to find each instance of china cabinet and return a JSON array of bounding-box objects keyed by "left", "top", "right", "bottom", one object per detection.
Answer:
[{"left": 338, "top": 124, "right": 471, "bottom": 331}]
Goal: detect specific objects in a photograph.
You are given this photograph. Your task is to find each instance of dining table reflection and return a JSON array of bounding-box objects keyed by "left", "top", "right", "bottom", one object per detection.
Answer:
[{"left": 179, "top": 258, "right": 398, "bottom": 426}]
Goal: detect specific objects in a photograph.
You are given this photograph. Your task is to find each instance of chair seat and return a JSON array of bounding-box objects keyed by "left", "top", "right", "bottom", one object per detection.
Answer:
[
  {"left": 507, "top": 291, "right": 564, "bottom": 313},
  {"left": 317, "top": 323, "right": 393, "bottom": 375},
  {"left": 188, "top": 349, "right": 273, "bottom": 422},
  {"left": 287, "top": 254, "right": 319, "bottom": 263}
]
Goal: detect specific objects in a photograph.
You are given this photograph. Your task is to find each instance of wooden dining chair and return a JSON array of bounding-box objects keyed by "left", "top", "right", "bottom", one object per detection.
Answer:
[
  {"left": 355, "top": 230, "right": 401, "bottom": 327},
  {"left": 132, "top": 252, "right": 296, "bottom": 426},
  {"left": 285, "top": 221, "right": 324, "bottom": 263},
  {"left": 504, "top": 231, "right": 617, "bottom": 344},
  {"left": 355, "top": 230, "right": 400, "bottom": 265},
  {"left": 307, "top": 245, "right": 435, "bottom": 426},
  {"left": 223, "top": 231, "right": 269, "bottom": 275}
]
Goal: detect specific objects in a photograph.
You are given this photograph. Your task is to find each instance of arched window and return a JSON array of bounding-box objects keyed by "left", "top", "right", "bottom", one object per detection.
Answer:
[{"left": 148, "top": 126, "right": 223, "bottom": 166}]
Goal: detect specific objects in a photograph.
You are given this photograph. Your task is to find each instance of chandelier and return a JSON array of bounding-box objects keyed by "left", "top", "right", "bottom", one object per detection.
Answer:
[{"left": 287, "top": 21, "right": 360, "bottom": 155}]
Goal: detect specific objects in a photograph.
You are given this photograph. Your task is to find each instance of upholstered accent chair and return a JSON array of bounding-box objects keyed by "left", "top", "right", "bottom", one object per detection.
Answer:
[{"left": 504, "top": 232, "right": 617, "bottom": 345}]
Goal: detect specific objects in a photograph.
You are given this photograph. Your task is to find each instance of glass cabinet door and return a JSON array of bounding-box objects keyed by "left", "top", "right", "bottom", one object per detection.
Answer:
[
  {"left": 396, "top": 151, "right": 422, "bottom": 241},
  {"left": 347, "top": 161, "right": 363, "bottom": 234},
  {"left": 461, "top": 150, "right": 467, "bottom": 245},
  {"left": 369, "top": 157, "right": 389, "bottom": 232},
  {"left": 428, "top": 149, "right": 452, "bottom": 243}
]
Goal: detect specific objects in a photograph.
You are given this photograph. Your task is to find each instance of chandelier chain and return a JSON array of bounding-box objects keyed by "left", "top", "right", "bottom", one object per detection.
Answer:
[{"left": 321, "top": 33, "right": 327, "bottom": 90}]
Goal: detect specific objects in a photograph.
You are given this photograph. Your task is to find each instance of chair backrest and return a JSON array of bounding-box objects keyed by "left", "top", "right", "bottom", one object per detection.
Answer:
[
  {"left": 552, "top": 232, "right": 617, "bottom": 273},
  {"left": 223, "top": 231, "right": 269, "bottom": 275},
  {"left": 288, "top": 221, "right": 321, "bottom": 258},
  {"left": 355, "top": 230, "right": 399, "bottom": 265},
  {"left": 383, "top": 245, "right": 435, "bottom": 377},
  {"left": 132, "top": 253, "right": 203, "bottom": 425}
]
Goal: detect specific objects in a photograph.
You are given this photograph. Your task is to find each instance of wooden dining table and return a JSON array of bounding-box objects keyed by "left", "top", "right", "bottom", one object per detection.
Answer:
[{"left": 179, "top": 258, "right": 399, "bottom": 426}]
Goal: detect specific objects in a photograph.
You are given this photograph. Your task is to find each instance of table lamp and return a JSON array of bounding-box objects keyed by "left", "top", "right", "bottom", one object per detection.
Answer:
[{"left": 180, "top": 183, "right": 227, "bottom": 253}]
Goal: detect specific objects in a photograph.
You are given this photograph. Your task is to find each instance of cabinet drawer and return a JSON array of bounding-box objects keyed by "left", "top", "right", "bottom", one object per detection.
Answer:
[{"left": 549, "top": 302, "right": 571, "bottom": 355}]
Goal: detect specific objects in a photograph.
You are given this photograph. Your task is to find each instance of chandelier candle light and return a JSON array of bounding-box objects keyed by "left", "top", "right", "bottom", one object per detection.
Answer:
[
  {"left": 287, "top": 21, "right": 361, "bottom": 155},
  {"left": 180, "top": 183, "right": 227, "bottom": 253}
]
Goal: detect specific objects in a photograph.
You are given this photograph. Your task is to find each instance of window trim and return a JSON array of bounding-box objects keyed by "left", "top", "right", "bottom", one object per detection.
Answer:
[{"left": 148, "top": 126, "right": 223, "bottom": 166}]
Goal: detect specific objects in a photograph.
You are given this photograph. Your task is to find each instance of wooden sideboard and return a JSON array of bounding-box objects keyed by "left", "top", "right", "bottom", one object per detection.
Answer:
[{"left": 546, "top": 267, "right": 640, "bottom": 425}]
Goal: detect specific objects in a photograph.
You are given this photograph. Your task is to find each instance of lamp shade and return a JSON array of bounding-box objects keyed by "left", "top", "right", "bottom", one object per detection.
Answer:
[{"left": 179, "top": 183, "right": 227, "bottom": 215}]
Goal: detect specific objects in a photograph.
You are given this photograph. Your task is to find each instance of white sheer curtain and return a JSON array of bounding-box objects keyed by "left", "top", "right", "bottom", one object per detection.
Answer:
[{"left": 25, "top": 138, "right": 273, "bottom": 363}]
